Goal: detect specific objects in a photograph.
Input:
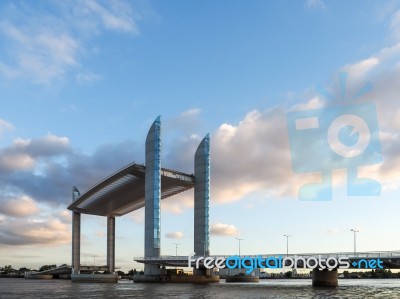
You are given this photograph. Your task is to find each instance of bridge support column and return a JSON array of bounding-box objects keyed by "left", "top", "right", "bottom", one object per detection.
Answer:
[
  {"left": 72, "top": 211, "right": 81, "bottom": 274},
  {"left": 312, "top": 268, "right": 338, "bottom": 287},
  {"left": 107, "top": 216, "right": 115, "bottom": 274},
  {"left": 144, "top": 116, "right": 162, "bottom": 276},
  {"left": 194, "top": 134, "right": 210, "bottom": 258}
]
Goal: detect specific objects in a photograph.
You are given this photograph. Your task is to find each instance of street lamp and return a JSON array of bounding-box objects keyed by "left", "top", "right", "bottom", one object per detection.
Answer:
[
  {"left": 173, "top": 243, "right": 179, "bottom": 256},
  {"left": 350, "top": 229, "right": 359, "bottom": 255},
  {"left": 236, "top": 238, "right": 244, "bottom": 257},
  {"left": 283, "top": 235, "right": 292, "bottom": 256}
]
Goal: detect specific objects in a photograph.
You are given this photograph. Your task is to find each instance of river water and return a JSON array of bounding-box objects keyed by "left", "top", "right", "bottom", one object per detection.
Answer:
[{"left": 1, "top": 278, "right": 399, "bottom": 298}]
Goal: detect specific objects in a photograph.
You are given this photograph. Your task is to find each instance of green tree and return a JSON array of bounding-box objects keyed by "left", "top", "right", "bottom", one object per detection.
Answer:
[
  {"left": 128, "top": 269, "right": 137, "bottom": 276},
  {"left": 3, "top": 265, "right": 14, "bottom": 273},
  {"left": 117, "top": 270, "right": 125, "bottom": 276},
  {"left": 19, "top": 267, "right": 30, "bottom": 272}
]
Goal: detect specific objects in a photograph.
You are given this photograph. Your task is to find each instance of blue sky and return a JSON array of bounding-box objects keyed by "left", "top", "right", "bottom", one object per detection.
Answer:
[{"left": 0, "top": 0, "right": 400, "bottom": 272}]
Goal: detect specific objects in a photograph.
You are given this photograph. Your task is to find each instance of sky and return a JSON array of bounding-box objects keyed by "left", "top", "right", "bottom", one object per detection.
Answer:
[{"left": 0, "top": 0, "right": 400, "bottom": 272}]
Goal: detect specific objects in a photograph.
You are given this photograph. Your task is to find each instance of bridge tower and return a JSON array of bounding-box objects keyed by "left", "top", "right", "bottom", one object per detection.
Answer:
[
  {"left": 144, "top": 116, "right": 162, "bottom": 276},
  {"left": 193, "top": 134, "right": 211, "bottom": 276},
  {"left": 194, "top": 134, "right": 211, "bottom": 257}
]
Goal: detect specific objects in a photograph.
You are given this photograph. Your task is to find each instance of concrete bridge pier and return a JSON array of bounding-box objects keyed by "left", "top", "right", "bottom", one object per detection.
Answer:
[
  {"left": 72, "top": 211, "right": 81, "bottom": 275},
  {"left": 312, "top": 268, "right": 338, "bottom": 287},
  {"left": 107, "top": 216, "right": 115, "bottom": 274},
  {"left": 193, "top": 268, "right": 212, "bottom": 276}
]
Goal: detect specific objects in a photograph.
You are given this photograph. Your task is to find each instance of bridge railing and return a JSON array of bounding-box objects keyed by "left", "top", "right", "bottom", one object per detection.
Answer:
[{"left": 134, "top": 250, "right": 400, "bottom": 262}]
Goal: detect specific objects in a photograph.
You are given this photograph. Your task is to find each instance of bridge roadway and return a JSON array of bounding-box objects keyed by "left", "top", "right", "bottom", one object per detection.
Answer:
[
  {"left": 135, "top": 250, "right": 400, "bottom": 269},
  {"left": 68, "top": 163, "right": 195, "bottom": 217},
  {"left": 26, "top": 265, "right": 115, "bottom": 276}
]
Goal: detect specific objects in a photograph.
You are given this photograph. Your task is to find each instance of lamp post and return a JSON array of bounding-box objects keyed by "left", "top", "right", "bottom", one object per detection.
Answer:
[
  {"left": 283, "top": 235, "right": 292, "bottom": 256},
  {"left": 236, "top": 238, "right": 244, "bottom": 257},
  {"left": 173, "top": 243, "right": 179, "bottom": 256},
  {"left": 350, "top": 229, "right": 359, "bottom": 255}
]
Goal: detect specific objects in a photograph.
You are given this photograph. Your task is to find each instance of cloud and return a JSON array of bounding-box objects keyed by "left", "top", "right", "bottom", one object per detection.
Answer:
[
  {"left": 0, "top": 0, "right": 142, "bottom": 85},
  {"left": 0, "top": 134, "right": 141, "bottom": 207},
  {"left": 127, "top": 209, "right": 144, "bottom": 224},
  {"left": 165, "top": 231, "right": 184, "bottom": 239},
  {"left": 0, "top": 134, "right": 70, "bottom": 171},
  {"left": 210, "top": 109, "right": 303, "bottom": 203},
  {"left": 305, "top": 0, "right": 326, "bottom": 10},
  {"left": 344, "top": 57, "right": 380, "bottom": 79},
  {"left": 181, "top": 108, "right": 201, "bottom": 117},
  {"left": 83, "top": 0, "right": 139, "bottom": 34},
  {"left": 76, "top": 71, "right": 103, "bottom": 84},
  {"left": 390, "top": 9, "right": 400, "bottom": 41},
  {"left": 0, "top": 119, "right": 14, "bottom": 135},
  {"left": 164, "top": 108, "right": 203, "bottom": 141},
  {"left": 0, "top": 217, "right": 70, "bottom": 246},
  {"left": 56, "top": 210, "right": 71, "bottom": 224},
  {"left": 0, "top": 21, "right": 79, "bottom": 84},
  {"left": 162, "top": 107, "right": 311, "bottom": 204},
  {"left": 161, "top": 190, "right": 194, "bottom": 214},
  {"left": 325, "top": 228, "right": 339, "bottom": 235},
  {"left": 162, "top": 45, "right": 400, "bottom": 205},
  {"left": 0, "top": 196, "right": 40, "bottom": 217},
  {"left": 210, "top": 223, "right": 239, "bottom": 236},
  {"left": 95, "top": 231, "right": 106, "bottom": 237}
]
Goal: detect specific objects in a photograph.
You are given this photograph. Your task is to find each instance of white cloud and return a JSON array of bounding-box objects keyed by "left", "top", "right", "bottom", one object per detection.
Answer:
[
  {"left": 127, "top": 209, "right": 144, "bottom": 224},
  {"left": 0, "top": 0, "right": 141, "bottom": 85},
  {"left": 95, "top": 231, "right": 106, "bottom": 237},
  {"left": 165, "top": 231, "right": 184, "bottom": 239},
  {"left": 0, "top": 134, "right": 71, "bottom": 171},
  {"left": 344, "top": 57, "right": 380, "bottom": 80},
  {"left": 181, "top": 108, "right": 201, "bottom": 117},
  {"left": 160, "top": 44, "right": 400, "bottom": 205},
  {"left": 0, "top": 119, "right": 14, "bottom": 135},
  {"left": 83, "top": 0, "right": 139, "bottom": 34},
  {"left": 211, "top": 109, "right": 303, "bottom": 203},
  {"left": 390, "top": 9, "right": 400, "bottom": 41},
  {"left": 76, "top": 71, "right": 102, "bottom": 84},
  {"left": 164, "top": 108, "right": 203, "bottom": 140},
  {"left": 0, "top": 22, "right": 79, "bottom": 84},
  {"left": 210, "top": 223, "right": 239, "bottom": 236},
  {"left": 325, "top": 228, "right": 339, "bottom": 235},
  {"left": 0, "top": 216, "right": 70, "bottom": 245},
  {"left": 305, "top": 0, "right": 326, "bottom": 10},
  {"left": 290, "top": 96, "right": 324, "bottom": 111},
  {"left": 0, "top": 196, "right": 40, "bottom": 217},
  {"left": 56, "top": 210, "right": 72, "bottom": 224},
  {"left": 161, "top": 191, "right": 194, "bottom": 214}
]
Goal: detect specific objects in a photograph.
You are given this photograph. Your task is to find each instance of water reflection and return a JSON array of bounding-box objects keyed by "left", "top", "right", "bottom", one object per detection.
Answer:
[{"left": 1, "top": 278, "right": 400, "bottom": 298}]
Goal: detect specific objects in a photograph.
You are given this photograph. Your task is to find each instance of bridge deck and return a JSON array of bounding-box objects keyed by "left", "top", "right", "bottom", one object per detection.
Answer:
[{"left": 68, "top": 163, "right": 194, "bottom": 216}]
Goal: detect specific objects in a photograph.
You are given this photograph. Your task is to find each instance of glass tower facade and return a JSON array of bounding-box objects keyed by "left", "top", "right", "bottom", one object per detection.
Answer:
[
  {"left": 145, "top": 116, "right": 161, "bottom": 260},
  {"left": 194, "top": 134, "right": 210, "bottom": 256}
]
